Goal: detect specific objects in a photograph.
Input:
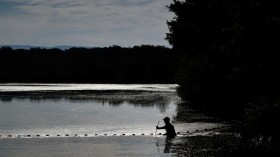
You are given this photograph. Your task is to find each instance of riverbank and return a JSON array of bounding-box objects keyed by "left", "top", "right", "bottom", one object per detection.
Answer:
[
  {"left": 173, "top": 125, "right": 280, "bottom": 157},
  {"left": 172, "top": 126, "right": 241, "bottom": 157}
]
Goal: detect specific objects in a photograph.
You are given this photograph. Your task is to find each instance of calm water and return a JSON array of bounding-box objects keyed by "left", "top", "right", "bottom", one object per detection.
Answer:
[{"left": 0, "top": 84, "right": 226, "bottom": 156}]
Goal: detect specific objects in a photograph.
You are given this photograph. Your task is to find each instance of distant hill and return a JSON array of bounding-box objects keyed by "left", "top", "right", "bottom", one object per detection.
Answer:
[
  {"left": 0, "top": 45, "right": 34, "bottom": 50},
  {"left": 0, "top": 45, "right": 84, "bottom": 50}
]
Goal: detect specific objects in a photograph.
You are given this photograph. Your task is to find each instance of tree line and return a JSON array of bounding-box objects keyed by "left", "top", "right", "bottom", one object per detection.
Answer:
[
  {"left": 167, "top": 0, "right": 280, "bottom": 155},
  {"left": 0, "top": 45, "right": 176, "bottom": 83}
]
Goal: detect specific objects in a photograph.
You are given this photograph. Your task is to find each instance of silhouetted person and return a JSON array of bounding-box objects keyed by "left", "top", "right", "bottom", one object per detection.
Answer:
[{"left": 156, "top": 117, "right": 176, "bottom": 137}]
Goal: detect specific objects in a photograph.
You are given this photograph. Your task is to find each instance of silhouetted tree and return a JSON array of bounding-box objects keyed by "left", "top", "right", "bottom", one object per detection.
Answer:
[
  {"left": 167, "top": 0, "right": 280, "bottom": 115},
  {"left": 0, "top": 46, "right": 13, "bottom": 52},
  {"left": 167, "top": 0, "right": 280, "bottom": 153}
]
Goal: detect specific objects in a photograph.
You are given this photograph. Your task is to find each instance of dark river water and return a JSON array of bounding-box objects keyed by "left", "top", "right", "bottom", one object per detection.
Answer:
[{"left": 0, "top": 84, "right": 227, "bottom": 156}]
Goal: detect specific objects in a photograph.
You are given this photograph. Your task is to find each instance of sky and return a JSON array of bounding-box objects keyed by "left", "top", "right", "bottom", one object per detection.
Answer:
[{"left": 0, "top": 0, "right": 174, "bottom": 47}]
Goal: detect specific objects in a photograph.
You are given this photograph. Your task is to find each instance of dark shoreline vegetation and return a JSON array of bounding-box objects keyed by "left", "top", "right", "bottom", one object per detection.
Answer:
[
  {"left": 166, "top": 0, "right": 280, "bottom": 156},
  {"left": 0, "top": 45, "right": 176, "bottom": 83}
]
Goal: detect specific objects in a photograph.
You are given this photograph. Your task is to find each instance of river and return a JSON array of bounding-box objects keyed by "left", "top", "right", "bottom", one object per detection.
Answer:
[{"left": 0, "top": 84, "right": 227, "bottom": 156}]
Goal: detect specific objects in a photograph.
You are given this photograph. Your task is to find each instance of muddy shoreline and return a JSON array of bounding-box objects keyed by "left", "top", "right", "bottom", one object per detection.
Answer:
[{"left": 172, "top": 126, "right": 241, "bottom": 157}]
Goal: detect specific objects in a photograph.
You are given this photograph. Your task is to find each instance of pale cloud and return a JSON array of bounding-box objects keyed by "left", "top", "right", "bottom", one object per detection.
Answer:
[{"left": 0, "top": 0, "right": 174, "bottom": 47}]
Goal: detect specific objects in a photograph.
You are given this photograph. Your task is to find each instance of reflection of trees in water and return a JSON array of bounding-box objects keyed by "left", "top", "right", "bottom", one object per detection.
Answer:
[
  {"left": 108, "top": 100, "right": 123, "bottom": 106},
  {"left": 0, "top": 97, "right": 12, "bottom": 102},
  {"left": 0, "top": 91, "right": 179, "bottom": 113},
  {"left": 0, "top": 92, "right": 65, "bottom": 102},
  {"left": 126, "top": 98, "right": 170, "bottom": 113},
  {"left": 94, "top": 94, "right": 173, "bottom": 113}
]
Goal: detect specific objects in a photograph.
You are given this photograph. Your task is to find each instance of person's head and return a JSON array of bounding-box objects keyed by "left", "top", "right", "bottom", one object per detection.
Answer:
[{"left": 163, "top": 117, "right": 170, "bottom": 124}]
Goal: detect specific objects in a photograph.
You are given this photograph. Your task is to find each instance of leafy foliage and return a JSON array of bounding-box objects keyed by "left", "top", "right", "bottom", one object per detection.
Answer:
[
  {"left": 167, "top": 0, "right": 280, "bottom": 117},
  {"left": 166, "top": 0, "right": 280, "bottom": 154}
]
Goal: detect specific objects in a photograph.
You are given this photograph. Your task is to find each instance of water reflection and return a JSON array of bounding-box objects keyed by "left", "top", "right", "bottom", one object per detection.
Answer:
[
  {"left": 0, "top": 90, "right": 225, "bottom": 138},
  {"left": 0, "top": 91, "right": 180, "bottom": 136},
  {"left": 155, "top": 136, "right": 176, "bottom": 154},
  {"left": 164, "top": 137, "right": 175, "bottom": 153},
  {"left": 0, "top": 97, "right": 12, "bottom": 102},
  {"left": 0, "top": 91, "right": 178, "bottom": 113}
]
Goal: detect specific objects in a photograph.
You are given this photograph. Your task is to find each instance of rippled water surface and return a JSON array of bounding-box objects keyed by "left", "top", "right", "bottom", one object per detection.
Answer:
[{"left": 0, "top": 84, "right": 226, "bottom": 156}]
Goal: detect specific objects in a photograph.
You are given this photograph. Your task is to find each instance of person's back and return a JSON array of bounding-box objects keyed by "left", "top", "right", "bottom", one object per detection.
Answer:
[
  {"left": 156, "top": 117, "right": 176, "bottom": 137},
  {"left": 164, "top": 122, "right": 176, "bottom": 137}
]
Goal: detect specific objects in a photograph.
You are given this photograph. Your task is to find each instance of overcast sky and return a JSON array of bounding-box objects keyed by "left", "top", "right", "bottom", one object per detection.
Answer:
[{"left": 0, "top": 0, "right": 174, "bottom": 47}]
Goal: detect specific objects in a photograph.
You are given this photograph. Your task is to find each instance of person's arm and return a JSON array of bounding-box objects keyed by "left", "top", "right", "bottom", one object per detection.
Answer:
[{"left": 156, "top": 125, "right": 166, "bottom": 129}]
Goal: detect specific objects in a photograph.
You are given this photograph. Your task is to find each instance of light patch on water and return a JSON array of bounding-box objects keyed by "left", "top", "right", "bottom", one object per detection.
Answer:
[{"left": 0, "top": 83, "right": 178, "bottom": 92}]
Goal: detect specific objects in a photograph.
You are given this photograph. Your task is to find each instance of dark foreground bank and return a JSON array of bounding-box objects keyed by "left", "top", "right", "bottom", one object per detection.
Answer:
[
  {"left": 173, "top": 127, "right": 280, "bottom": 157},
  {"left": 174, "top": 134, "right": 240, "bottom": 157}
]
